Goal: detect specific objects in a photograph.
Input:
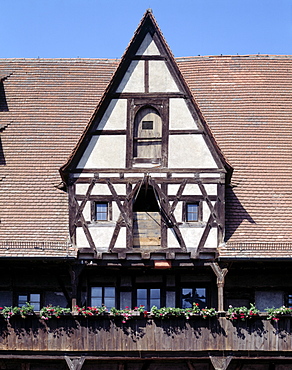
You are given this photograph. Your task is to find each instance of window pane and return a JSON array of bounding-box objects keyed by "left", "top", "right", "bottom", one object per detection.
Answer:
[
  {"left": 150, "top": 289, "right": 160, "bottom": 309},
  {"left": 137, "top": 289, "right": 147, "bottom": 307},
  {"left": 30, "top": 294, "right": 40, "bottom": 311},
  {"left": 18, "top": 295, "right": 28, "bottom": 307},
  {"left": 91, "top": 297, "right": 102, "bottom": 307},
  {"left": 181, "top": 288, "right": 193, "bottom": 308},
  {"left": 194, "top": 288, "right": 206, "bottom": 307},
  {"left": 104, "top": 287, "right": 115, "bottom": 309},
  {"left": 186, "top": 203, "right": 198, "bottom": 222},
  {"left": 91, "top": 287, "right": 102, "bottom": 298},
  {"left": 95, "top": 203, "right": 108, "bottom": 221}
]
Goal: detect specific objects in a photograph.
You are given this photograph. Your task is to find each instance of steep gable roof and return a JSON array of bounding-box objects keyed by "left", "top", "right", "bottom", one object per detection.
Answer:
[
  {"left": 0, "top": 22, "right": 291, "bottom": 258},
  {"left": 61, "top": 10, "right": 229, "bottom": 176}
]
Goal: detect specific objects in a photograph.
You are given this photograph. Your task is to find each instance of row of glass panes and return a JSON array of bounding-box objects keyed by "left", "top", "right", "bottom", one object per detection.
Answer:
[
  {"left": 95, "top": 203, "right": 199, "bottom": 222},
  {"left": 91, "top": 287, "right": 206, "bottom": 311}
]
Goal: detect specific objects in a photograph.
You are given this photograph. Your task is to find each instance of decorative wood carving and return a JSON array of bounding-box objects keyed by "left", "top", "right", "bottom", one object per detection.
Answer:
[
  {"left": 65, "top": 356, "right": 85, "bottom": 370},
  {"left": 209, "top": 356, "right": 232, "bottom": 370}
]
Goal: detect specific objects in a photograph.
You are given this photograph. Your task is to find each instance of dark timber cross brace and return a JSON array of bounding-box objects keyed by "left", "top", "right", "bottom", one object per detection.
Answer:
[
  {"left": 149, "top": 177, "right": 187, "bottom": 251},
  {"left": 196, "top": 181, "right": 219, "bottom": 256}
]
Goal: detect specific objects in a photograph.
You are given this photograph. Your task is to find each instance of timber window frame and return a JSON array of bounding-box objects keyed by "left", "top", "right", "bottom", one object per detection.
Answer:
[
  {"left": 126, "top": 98, "right": 168, "bottom": 168},
  {"left": 135, "top": 287, "right": 161, "bottom": 311},
  {"left": 17, "top": 293, "right": 41, "bottom": 311},
  {"left": 181, "top": 287, "right": 207, "bottom": 309},
  {"left": 183, "top": 201, "right": 202, "bottom": 223},
  {"left": 91, "top": 201, "right": 112, "bottom": 222},
  {"left": 90, "top": 286, "right": 116, "bottom": 309}
]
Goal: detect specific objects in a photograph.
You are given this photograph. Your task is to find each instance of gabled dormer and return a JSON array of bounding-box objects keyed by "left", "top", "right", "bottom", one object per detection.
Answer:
[{"left": 61, "top": 10, "right": 232, "bottom": 261}]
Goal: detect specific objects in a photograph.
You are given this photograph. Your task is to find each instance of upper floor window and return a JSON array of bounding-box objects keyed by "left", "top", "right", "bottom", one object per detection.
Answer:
[
  {"left": 18, "top": 293, "right": 41, "bottom": 311},
  {"left": 91, "top": 287, "right": 115, "bottom": 309},
  {"left": 133, "top": 107, "right": 162, "bottom": 165},
  {"left": 94, "top": 202, "right": 108, "bottom": 221},
  {"left": 181, "top": 288, "right": 206, "bottom": 309},
  {"left": 186, "top": 203, "right": 199, "bottom": 222},
  {"left": 137, "top": 288, "right": 161, "bottom": 311}
]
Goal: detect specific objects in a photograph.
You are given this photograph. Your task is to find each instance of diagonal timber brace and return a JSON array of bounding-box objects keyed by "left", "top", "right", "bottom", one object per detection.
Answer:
[{"left": 149, "top": 177, "right": 186, "bottom": 251}]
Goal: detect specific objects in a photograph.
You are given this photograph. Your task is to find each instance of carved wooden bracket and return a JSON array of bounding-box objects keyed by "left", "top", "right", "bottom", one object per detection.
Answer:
[
  {"left": 65, "top": 356, "right": 85, "bottom": 370},
  {"left": 209, "top": 356, "right": 232, "bottom": 370},
  {"left": 208, "top": 262, "right": 228, "bottom": 312}
]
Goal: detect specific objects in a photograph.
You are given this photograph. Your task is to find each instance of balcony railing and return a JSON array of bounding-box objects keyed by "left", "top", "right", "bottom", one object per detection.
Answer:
[{"left": 0, "top": 315, "right": 291, "bottom": 353}]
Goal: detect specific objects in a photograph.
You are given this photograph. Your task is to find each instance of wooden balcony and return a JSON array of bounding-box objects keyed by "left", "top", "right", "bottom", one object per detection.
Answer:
[{"left": 0, "top": 314, "right": 292, "bottom": 358}]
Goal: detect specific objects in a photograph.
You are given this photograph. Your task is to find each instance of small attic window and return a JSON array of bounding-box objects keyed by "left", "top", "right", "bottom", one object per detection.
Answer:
[
  {"left": 133, "top": 107, "right": 162, "bottom": 164},
  {"left": 142, "top": 121, "right": 153, "bottom": 130}
]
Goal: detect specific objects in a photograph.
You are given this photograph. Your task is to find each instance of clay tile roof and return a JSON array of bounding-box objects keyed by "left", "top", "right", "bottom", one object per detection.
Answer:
[
  {"left": 0, "top": 55, "right": 292, "bottom": 257},
  {"left": 177, "top": 55, "right": 292, "bottom": 256}
]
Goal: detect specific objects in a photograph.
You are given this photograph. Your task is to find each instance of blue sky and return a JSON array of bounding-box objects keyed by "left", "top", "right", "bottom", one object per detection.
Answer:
[{"left": 1, "top": 0, "right": 292, "bottom": 58}]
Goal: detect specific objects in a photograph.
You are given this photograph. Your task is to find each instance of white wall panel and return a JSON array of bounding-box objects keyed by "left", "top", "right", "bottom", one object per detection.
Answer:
[
  {"left": 77, "top": 136, "right": 126, "bottom": 169},
  {"left": 168, "top": 135, "right": 218, "bottom": 168},
  {"left": 116, "top": 61, "right": 144, "bottom": 93},
  {"left": 169, "top": 98, "right": 199, "bottom": 130},
  {"left": 98, "top": 99, "right": 127, "bottom": 130}
]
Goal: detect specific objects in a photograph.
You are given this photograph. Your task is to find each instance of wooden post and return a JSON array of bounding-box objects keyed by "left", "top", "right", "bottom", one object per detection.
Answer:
[
  {"left": 209, "top": 262, "right": 228, "bottom": 312},
  {"left": 69, "top": 264, "right": 84, "bottom": 312}
]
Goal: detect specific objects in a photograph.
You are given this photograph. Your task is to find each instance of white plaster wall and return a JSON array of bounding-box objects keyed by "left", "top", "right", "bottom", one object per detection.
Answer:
[
  {"left": 149, "top": 61, "right": 180, "bottom": 92},
  {"left": 169, "top": 98, "right": 199, "bottom": 130},
  {"left": 167, "top": 228, "right": 181, "bottom": 249},
  {"left": 91, "top": 183, "right": 111, "bottom": 196},
  {"left": 76, "top": 227, "right": 90, "bottom": 249},
  {"left": 90, "top": 184, "right": 126, "bottom": 196},
  {"left": 92, "top": 227, "right": 115, "bottom": 252},
  {"left": 202, "top": 201, "right": 211, "bottom": 222},
  {"left": 183, "top": 184, "right": 201, "bottom": 196},
  {"left": 180, "top": 227, "right": 205, "bottom": 249},
  {"left": 97, "top": 99, "right": 127, "bottom": 130},
  {"left": 173, "top": 202, "right": 182, "bottom": 222},
  {"left": 114, "top": 227, "right": 127, "bottom": 249},
  {"left": 77, "top": 135, "right": 126, "bottom": 169},
  {"left": 167, "top": 184, "right": 180, "bottom": 196},
  {"left": 82, "top": 201, "right": 91, "bottom": 222},
  {"left": 204, "top": 184, "right": 218, "bottom": 195},
  {"left": 168, "top": 135, "right": 218, "bottom": 168},
  {"left": 136, "top": 33, "right": 160, "bottom": 55},
  {"left": 204, "top": 227, "right": 218, "bottom": 248},
  {"left": 112, "top": 202, "right": 121, "bottom": 222},
  {"left": 116, "top": 61, "right": 145, "bottom": 93},
  {"left": 75, "top": 184, "right": 89, "bottom": 195}
]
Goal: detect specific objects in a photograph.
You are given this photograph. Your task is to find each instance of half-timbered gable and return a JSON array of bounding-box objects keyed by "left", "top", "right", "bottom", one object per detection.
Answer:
[
  {"left": 62, "top": 11, "right": 230, "bottom": 260},
  {"left": 2, "top": 10, "right": 292, "bottom": 370}
]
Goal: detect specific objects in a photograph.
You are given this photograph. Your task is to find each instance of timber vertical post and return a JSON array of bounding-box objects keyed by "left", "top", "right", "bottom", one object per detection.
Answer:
[
  {"left": 69, "top": 264, "right": 84, "bottom": 311},
  {"left": 209, "top": 262, "right": 228, "bottom": 312}
]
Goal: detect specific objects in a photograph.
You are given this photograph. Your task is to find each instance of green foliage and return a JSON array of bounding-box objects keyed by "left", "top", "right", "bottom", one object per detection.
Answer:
[
  {"left": 226, "top": 303, "right": 259, "bottom": 321},
  {"left": 110, "top": 305, "right": 147, "bottom": 323},
  {"left": 39, "top": 305, "right": 70, "bottom": 320},
  {"left": 75, "top": 305, "right": 108, "bottom": 317},
  {"left": 265, "top": 306, "right": 292, "bottom": 321},
  {"left": 0, "top": 303, "right": 216, "bottom": 322},
  {"left": 0, "top": 302, "right": 34, "bottom": 319},
  {"left": 150, "top": 303, "right": 215, "bottom": 320}
]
